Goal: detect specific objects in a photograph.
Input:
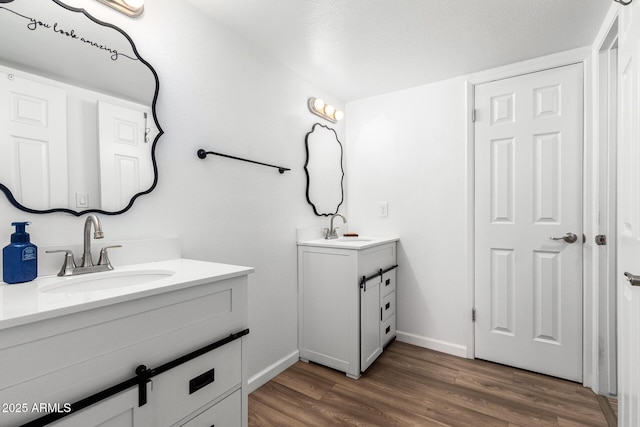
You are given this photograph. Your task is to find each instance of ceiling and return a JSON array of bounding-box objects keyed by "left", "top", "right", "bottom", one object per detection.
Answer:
[{"left": 183, "top": 0, "right": 613, "bottom": 101}]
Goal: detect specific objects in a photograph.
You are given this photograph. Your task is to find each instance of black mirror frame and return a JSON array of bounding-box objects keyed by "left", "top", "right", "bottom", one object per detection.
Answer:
[
  {"left": 304, "top": 123, "right": 345, "bottom": 217},
  {"left": 0, "top": 0, "right": 163, "bottom": 216}
]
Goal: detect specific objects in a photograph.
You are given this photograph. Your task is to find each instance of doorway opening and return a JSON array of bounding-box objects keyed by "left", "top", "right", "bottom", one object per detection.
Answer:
[{"left": 595, "top": 16, "right": 618, "bottom": 397}]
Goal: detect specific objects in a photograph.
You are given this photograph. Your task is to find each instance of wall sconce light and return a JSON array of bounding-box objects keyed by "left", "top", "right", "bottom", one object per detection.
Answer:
[
  {"left": 308, "top": 97, "right": 344, "bottom": 123},
  {"left": 96, "top": 0, "right": 144, "bottom": 17}
]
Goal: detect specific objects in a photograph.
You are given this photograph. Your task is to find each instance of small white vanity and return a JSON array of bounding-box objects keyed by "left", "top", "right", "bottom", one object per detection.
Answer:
[
  {"left": 0, "top": 247, "right": 253, "bottom": 427},
  {"left": 297, "top": 236, "right": 398, "bottom": 379}
]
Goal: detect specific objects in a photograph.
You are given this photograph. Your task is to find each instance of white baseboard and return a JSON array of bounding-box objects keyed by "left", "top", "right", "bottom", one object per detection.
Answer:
[
  {"left": 396, "top": 331, "right": 468, "bottom": 358},
  {"left": 247, "top": 350, "right": 299, "bottom": 394}
]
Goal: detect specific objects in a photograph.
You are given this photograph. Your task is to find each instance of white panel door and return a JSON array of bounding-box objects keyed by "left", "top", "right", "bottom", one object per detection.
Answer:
[
  {"left": 0, "top": 72, "right": 68, "bottom": 209},
  {"left": 474, "top": 64, "right": 583, "bottom": 382},
  {"left": 97, "top": 101, "right": 152, "bottom": 211},
  {"left": 617, "top": 1, "right": 640, "bottom": 424}
]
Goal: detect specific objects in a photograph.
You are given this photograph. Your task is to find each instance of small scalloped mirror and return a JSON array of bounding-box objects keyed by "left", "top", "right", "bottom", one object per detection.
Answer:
[{"left": 304, "top": 123, "right": 344, "bottom": 216}]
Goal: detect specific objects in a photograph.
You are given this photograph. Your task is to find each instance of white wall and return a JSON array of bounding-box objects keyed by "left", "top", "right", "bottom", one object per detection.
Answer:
[
  {"left": 345, "top": 77, "right": 471, "bottom": 356},
  {"left": 0, "top": 0, "right": 344, "bottom": 388}
]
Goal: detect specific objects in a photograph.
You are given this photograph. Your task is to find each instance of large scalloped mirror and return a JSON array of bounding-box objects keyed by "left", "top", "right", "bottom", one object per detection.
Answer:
[
  {"left": 0, "top": 0, "right": 162, "bottom": 215},
  {"left": 304, "top": 123, "right": 344, "bottom": 216}
]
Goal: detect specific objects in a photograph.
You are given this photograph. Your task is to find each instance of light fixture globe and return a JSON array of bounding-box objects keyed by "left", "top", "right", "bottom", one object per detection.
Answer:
[
  {"left": 324, "top": 104, "right": 335, "bottom": 117},
  {"left": 313, "top": 98, "right": 325, "bottom": 111}
]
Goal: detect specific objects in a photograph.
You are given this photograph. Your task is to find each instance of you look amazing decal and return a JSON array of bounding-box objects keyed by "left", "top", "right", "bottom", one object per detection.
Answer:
[{"left": 0, "top": 2, "right": 137, "bottom": 61}]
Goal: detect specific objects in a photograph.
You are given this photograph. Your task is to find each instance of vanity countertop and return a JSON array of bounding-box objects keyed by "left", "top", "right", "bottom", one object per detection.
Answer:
[
  {"left": 297, "top": 236, "right": 399, "bottom": 250},
  {"left": 0, "top": 258, "right": 254, "bottom": 330}
]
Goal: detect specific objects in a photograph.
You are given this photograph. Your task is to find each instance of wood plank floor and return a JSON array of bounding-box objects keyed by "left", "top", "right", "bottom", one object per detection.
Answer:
[{"left": 249, "top": 341, "right": 616, "bottom": 426}]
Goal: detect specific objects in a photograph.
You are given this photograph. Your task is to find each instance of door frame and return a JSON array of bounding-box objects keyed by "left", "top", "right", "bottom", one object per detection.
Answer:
[
  {"left": 593, "top": 10, "right": 619, "bottom": 396},
  {"left": 464, "top": 39, "right": 614, "bottom": 389}
]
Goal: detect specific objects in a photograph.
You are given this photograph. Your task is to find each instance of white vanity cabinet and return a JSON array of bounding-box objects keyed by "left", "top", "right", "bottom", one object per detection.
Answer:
[
  {"left": 0, "top": 259, "right": 252, "bottom": 427},
  {"left": 297, "top": 238, "right": 398, "bottom": 379}
]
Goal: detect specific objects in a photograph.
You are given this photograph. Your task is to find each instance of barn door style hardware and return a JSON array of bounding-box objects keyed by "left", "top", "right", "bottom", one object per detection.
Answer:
[
  {"left": 23, "top": 329, "right": 249, "bottom": 426},
  {"left": 360, "top": 264, "right": 398, "bottom": 292}
]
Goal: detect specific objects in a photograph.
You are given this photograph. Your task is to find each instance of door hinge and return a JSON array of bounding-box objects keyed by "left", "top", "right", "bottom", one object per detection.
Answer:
[
  {"left": 472, "top": 109, "right": 477, "bottom": 122},
  {"left": 472, "top": 308, "right": 476, "bottom": 322}
]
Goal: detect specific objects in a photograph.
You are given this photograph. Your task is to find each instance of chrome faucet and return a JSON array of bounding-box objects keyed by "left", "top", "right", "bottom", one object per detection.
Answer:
[
  {"left": 82, "top": 215, "right": 104, "bottom": 267},
  {"left": 325, "top": 213, "right": 346, "bottom": 239},
  {"left": 46, "top": 215, "right": 121, "bottom": 276}
]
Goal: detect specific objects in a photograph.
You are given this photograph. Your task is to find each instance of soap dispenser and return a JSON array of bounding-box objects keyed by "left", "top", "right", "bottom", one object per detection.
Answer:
[{"left": 2, "top": 222, "right": 38, "bottom": 284}]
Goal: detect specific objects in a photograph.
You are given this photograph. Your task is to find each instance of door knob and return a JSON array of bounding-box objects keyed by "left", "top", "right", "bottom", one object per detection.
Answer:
[
  {"left": 624, "top": 272, "right": 640, "bottom": 286},
  {"left": 549, "top": 232, "right": 578, "bottom": 244}
]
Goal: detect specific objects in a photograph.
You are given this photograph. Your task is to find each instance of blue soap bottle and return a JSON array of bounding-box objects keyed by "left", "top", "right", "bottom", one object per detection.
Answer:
[{"left": 2, "top": 222, "right": 38, "bottom": 284}]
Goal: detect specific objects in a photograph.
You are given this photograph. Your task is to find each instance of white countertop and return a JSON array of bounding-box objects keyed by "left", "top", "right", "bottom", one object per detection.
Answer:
[
  {"left": 297, "top": 236, "right": 399, "bottom": 250},
  {"left": 0, "top": 258, "right": 254, "bottom": 330}
]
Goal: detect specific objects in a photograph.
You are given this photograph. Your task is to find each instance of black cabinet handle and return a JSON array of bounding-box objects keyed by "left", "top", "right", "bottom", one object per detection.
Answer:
[
  {"left": 385, "top": 302, "right": 391, "bottom": 310},
  {"left": 386, "top": 325, "right": 391, "bottom": 334},
  {"left": 189, "top": 368, "right": 215, "bottom": 394},
  {"left": 386, "top": 278, "right": 391, "bottom": 286}
]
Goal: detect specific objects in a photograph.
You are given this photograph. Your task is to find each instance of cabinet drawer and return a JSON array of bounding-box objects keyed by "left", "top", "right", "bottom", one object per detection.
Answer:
[
  {"left": 360, "top": 243, "right": 396, "bottom": 279},
  {"left": 381, "top": 269, "right": 396, "bottom": 297},
  {"left": 180, "top": 389, "right": 241, "bottom": 427},
  {"left": 381, "top": 315, "right": 396, "bottom": 346},
  {"left": 153, "top": 339, "right": 241, "bottom": 426},
  {"left": 381, "top": 291, "right": 396, "bottom": 321}
]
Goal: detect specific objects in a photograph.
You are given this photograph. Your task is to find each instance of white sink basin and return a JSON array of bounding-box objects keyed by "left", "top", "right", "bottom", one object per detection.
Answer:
[{"left": 39, "top": 269, "right": 175, "bottom": 294}]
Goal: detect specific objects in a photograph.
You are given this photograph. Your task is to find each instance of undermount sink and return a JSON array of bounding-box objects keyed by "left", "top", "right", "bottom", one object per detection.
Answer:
[{"left": 38, "top": 269, "right": 175, "bottom": 294}]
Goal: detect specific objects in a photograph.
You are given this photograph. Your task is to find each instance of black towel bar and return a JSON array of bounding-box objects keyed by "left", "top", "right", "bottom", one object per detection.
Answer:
[{"left": 197, "top": 149, "right": 290, "bottom": 174}]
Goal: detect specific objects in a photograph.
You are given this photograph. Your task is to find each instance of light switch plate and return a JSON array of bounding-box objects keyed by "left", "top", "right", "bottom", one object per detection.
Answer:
[
  {"left": 379, "top": 202, "right": 389, "bottom": 218},
  {"left": 76, "top": 192, "right": 89, "bottom": 208}
]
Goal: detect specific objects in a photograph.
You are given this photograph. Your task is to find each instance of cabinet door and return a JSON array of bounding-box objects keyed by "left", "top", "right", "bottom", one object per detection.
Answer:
[
  {"left": 50, "top": 388, "right": 154, "bottom": 427},
  {"left": 360, "top": 277, "right": 382, "bottom": 372}
]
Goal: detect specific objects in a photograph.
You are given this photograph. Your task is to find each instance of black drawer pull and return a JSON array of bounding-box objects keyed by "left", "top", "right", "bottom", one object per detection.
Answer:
[
  {"left": 189, "top": 368, "right": 215, "bottom": 394},
  {"left": 385, "top": 302, "right": 391, "bottom": 310},
  {"left": 386, "top": 325, "right": 391, "bottom": 334},
  {"left": 386, "top": 278, "right": 391, "bottom": 286}
]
